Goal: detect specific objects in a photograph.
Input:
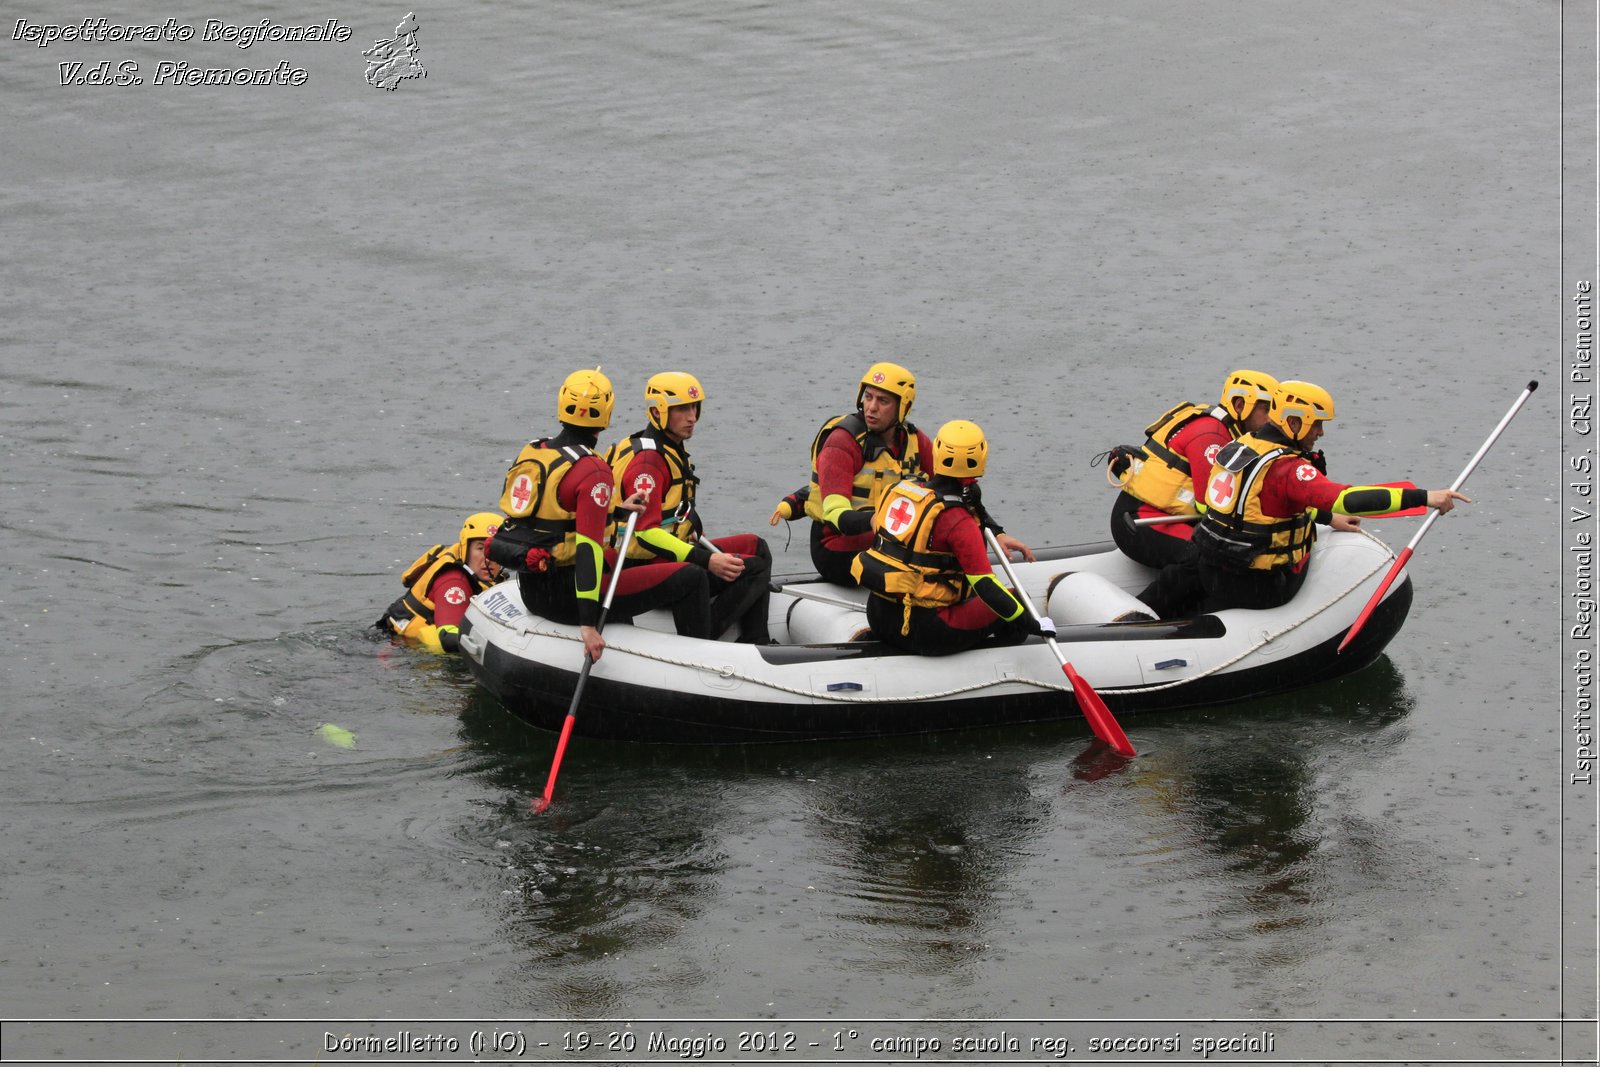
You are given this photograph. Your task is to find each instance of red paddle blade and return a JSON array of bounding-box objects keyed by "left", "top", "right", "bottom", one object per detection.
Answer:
[
  {"left": 1063, "top": 663, "right": 1135, "bottom": 757},
  {"left": 532, "top": 713, "right": 580, "bottom": 813},
  {"left": 1338, "top": 545, "right": 1414, "bottom": 654}
]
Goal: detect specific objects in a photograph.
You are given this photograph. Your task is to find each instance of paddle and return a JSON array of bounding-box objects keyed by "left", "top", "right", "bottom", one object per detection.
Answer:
[
  {"left": 1133, "top": 482, "right": 1426, "bottom": 526},
  {"left": 984, "top": 527, "right": 1136, "bottom": 757},
  {"left": 1337, "top": 380, "right": 1538, "bottom": 654},
  {"left": 770, "top": 581, "right": 865, "bottom": 612},
  {"left": 532, "top": 510, "right": 640, "bottom": 813}
]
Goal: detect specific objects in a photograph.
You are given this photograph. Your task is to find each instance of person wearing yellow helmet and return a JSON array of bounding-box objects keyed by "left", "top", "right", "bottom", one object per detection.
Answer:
[
  {"left": 489, "top": 367, "right": 714, "bottom": 661},
  {"left": 774, "top": 361, "right": 1031, "bottom": 584},
  {"left": 1095, "top": 369, "right": 1279, "bottom": 618},
  {"left": 378, "top": 511, "right": 506, "bottom": 653},
  {"left": 605, "top": 372, "right": 774, "bottom": 642},
  {"left": 1189, "top": 379, "right": 1470, "bottom": 612},
  {"left": 851, "top": 420, "right": 1050, "bottom": 654}
]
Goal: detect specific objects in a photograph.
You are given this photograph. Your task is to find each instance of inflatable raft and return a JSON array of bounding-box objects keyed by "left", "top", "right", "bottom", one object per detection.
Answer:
[{"left": 458, "top": 530, "right": 1411, "bottom": 744}]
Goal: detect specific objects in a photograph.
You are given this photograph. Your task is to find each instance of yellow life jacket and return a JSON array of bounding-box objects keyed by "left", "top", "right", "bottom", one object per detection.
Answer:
[
  {"left": 850, "top": 480, "right": 967, "bottom": 633},
  {"left": 497, "top": 439, "right": 590, "bottom": 566},
  {"left": 1193, "top": 433, "right": 1318, "bottom": 572},
  {"left": 604, "top": 429, "right": 699, "bottom": 559},
  {"left": 804, "top": 412, "right": 922, "bottom": 524},
  {"left": 1120, "top": 402, "right": 1238, "bottom": 515},
  {"left": 382, "top": 544, "right": 491, "bottom": 638}
]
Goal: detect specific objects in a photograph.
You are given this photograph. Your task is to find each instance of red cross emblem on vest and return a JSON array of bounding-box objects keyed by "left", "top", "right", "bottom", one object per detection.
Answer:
[
  {"left": 1206, "top": 469, "right": 1238, "bottom": 510},
  {"left": 884, "top": 497, "right": 917, "bottom": 536},
  {"left": 509, "top": 474, "right": 534, "bottom": 514}
]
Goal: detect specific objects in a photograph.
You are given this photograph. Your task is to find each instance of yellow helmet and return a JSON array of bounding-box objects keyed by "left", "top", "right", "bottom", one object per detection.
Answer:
[
  {"left": 1269, "top": 380, "right": 1335, "bottom": 442},
  {"left": 556, "top": 367, "right": 614, "bottom": 429},
  {"left": 1220, "top": 368, "right": 1279, "bottom": 422},
  {"left": 457, "top": 511, "right": 503, "bottom": 555},
  {"left": 931, "top": 419, "right": 988, "bottom": 478},
  {"left": 857, "top": 361, "right": 916, "bottom": 423},
  {"left": 644, "top": 371, "right": 706, "bottom": 431}
]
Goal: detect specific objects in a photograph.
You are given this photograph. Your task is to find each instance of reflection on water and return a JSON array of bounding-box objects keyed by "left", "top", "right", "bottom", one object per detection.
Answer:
[
  {"left": 453, "top": 659, "right": 1419, "bottom": 1015},
  {"left": 800, "top": 742, "right": 1053, "bottom": 982},
  {"left": 457, "top": 697, "right": 1081, "bottom": 1011},
  {"left": 459, "top": 692, "right": 734, "bottom": 1016},
  {"left": 1093, "top": 657, "right": 1429, "bottom": 1006}
]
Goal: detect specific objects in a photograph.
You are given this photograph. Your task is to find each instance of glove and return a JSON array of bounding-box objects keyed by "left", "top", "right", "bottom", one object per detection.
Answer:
[
  {"left": 834, "top": 508, "right": 872, "bottom": 536},
  {"left": 524, "top": 546, "right": 552, "bottom": 573},
  {"left": 1031, "top": 615, "right": 1056, "bottom": 640},
  {"left": 769, "top": 487, "right": 810, "bottom": 526}
]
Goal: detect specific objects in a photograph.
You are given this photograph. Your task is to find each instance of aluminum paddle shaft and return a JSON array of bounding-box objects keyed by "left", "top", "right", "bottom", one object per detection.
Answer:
[
  {"left": 984, "top": 528, "right": 1135, "bottom": 756},
  {"left": 1338, "top": 380, "right": 1539, "bottom": 654},
  {"left": 770, "top": 581, "right": 864, "bottom": 612},
  {"left": 534, "top": 509, "right": 640, "bottom": 812}
]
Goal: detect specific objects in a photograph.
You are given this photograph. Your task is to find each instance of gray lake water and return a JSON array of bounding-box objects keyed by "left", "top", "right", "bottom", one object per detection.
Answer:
[{"left": 2, "top": 1, "right": 1593, "bottom": 1063}]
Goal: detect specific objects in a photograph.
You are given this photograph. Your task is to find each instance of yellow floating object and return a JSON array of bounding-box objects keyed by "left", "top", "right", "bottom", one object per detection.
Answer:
[{"left": 316, "top": 723, "right": 357, "bottom": 749}]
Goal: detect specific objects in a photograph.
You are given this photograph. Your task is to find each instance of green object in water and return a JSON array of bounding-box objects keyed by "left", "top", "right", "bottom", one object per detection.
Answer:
[{"left": 316, "top": 723, "right": 357, "bottom": 749}]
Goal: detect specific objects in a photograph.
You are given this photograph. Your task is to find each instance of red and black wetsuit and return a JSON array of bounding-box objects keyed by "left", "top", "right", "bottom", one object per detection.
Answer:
[
  {"left": 615, "top": 434, "right": 772, "bottom": 642},
  {"left": 861, "top": 478, "right": 1035, "bottom": 656},
  {"left": 1194, "top": 431, "right": 1432, "bottom": 612},
  {"left": 811, "top": 420, "right": 934, "bottom": 585}
]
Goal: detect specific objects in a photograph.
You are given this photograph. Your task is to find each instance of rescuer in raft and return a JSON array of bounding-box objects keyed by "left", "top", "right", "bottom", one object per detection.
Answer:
[
  {"left": 606, "top": 371, "right": 773, "bottom": 643},
  {"left": 851, "top": 419, "right": 1052, "bottom": 655},
  {"left": 1189, "top": 379, "right": 1470, "bottom": 613},
  {"left": 770, "top": 361, "right": 1032, "bottom": 584}
]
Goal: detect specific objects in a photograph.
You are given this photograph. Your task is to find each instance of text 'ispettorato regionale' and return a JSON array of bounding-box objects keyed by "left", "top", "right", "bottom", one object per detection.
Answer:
[{"left": 12, "top": 18, "right": 352, "bottom": 48}]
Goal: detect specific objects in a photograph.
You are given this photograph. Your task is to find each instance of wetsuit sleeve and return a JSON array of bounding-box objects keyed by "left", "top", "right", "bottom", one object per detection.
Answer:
[
  {"left": 1274, "top": 457, "right": 1429, "bottom": 519},
  {"left": 619, "top": 451, "right": 668, "bottom": 530},
  {"left": 620, "top": 451, "right": 709, "bottom": 564},
  {"left": 421, "top": 569, "right": 475, "bottom": 653},
  {"left": 816, "top": 428, "right": 866, "bottom": 528},
  {"left": 1331, "top": 484, "right": 1430, "bottom": 515},
  {"left": 565, "top": 454, "right": 613, "bottom": 627},
  {"left": 429, "top": 571, "right": 473, "bottom": 628},
  {"left": 943, "top": 509, "right": 1026, "bottom": 622},
  {"left": 1178, "top": 421, "right": 1231, "bottom": 482}
]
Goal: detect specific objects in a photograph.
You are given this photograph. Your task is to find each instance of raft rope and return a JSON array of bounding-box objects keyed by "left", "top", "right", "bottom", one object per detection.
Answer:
[
  {"left": 1106, "top": 527, "right": 1396, "bottom": 696},
  {"left": 507, "top": 529, "right": 1396, "bottom": 704}
]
